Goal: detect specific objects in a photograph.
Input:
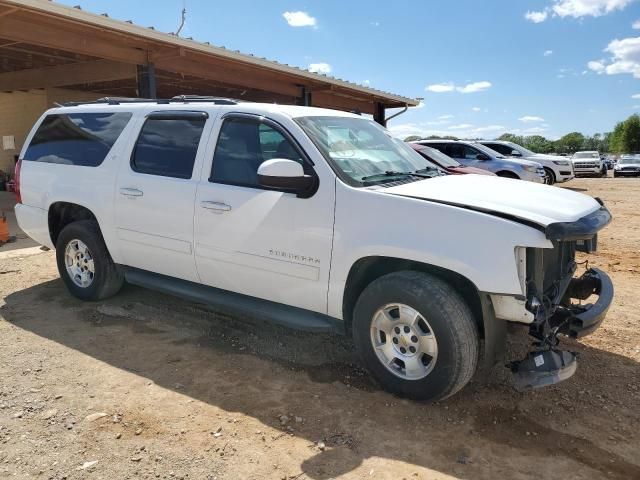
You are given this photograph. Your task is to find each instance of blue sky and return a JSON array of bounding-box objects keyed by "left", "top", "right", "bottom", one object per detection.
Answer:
[{"left": 58, "top": 0, "right": 640, "bottom": 140}]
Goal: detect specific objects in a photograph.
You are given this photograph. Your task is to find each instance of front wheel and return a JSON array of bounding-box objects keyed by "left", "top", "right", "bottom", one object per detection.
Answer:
[
  {"left": 55, "top": 220, "right": 124, "bottom": 301},
  {"left": 352, "top": 271, "right": 479, "bottom": 401},
  {"left": 543, "top": 168, "right": 556, "bottom": 185}
]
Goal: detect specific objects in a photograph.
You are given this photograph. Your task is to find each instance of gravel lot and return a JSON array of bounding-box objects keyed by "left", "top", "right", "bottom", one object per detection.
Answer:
[{"left": 0, "top": 177, "right": 638, "bottom": 480}]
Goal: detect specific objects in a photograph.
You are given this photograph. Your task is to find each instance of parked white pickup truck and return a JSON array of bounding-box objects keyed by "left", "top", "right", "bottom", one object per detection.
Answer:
[{"left": 14, "top": 97, "right": 613, "bottom": 401}]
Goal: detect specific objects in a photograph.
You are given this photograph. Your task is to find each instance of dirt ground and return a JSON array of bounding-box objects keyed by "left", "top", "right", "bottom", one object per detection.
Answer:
[{"left": 0, "top": 177, "right": 638, "bottom": 480}]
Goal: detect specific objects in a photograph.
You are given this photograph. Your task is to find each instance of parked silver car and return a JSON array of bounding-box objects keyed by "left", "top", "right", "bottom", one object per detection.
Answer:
[
  {"left": 479, "top": 140, "right": 574, "bottom": 185},
  {"left": 413, "top": 140, "right": 545, "bottom": 183}
]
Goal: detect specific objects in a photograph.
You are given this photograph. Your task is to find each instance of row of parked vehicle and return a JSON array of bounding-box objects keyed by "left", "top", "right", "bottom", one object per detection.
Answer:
[{"left": 406, "top": 139, "right": 633, "bottom": 184}]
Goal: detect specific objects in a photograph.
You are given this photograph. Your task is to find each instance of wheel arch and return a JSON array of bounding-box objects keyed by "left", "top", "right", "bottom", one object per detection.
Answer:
[
  {"left": 342, "top": 256, "right": 505, "bottom": 368},
  {"left": 343, "top": 256, "right": 484, "bottom": 335},
  {"left": 496, "top": 170, "right": 520, "bottom": 179},
  {"left": 48, "top": 201, "right": 100, "bottom": 246}
]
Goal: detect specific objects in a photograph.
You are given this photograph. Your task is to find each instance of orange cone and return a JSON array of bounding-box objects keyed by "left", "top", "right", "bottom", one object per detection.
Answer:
[{"left": 0, "top": 212, "right": 9, "bottom": 244}]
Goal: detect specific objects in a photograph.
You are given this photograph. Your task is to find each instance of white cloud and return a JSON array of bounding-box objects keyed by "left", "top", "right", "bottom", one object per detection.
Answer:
[
  {"left": 283, "top": 11, "right": 317, "bottom": 27},
  {"left": 457, "top": 81, "right": 492, "bottom": 93},
  {"left": 472, "top": 107, "right": 481, "bottom": 112},
  {"left": 519, "top": 115, "right": 545, "bottom": 123},
  {"left": 425, "top": 81, "right": 492, "bottom": 94},
  {"left": 634, "top": 19, "right": 640, "bottom": 29},
  {"left": 544, "top": 50, "right": 554, "bottom": 56},
  {"left": 370, "top": 21, "right": 380, "bottom": 27},
  {"left": 474, "top": 125, "right": 507, "bottom": 133},
  {"left": 425, "top": 83, "right": 455, "bottom": 93},
  {"left": 587, "top": 60, "right": 606, "bottom": 73},
  {"left": 308, "top": 62, "right": 332, "bottom": 74},
  {"left": 632, "top": 93, "right": 640, "bottom": 99},
  {"left": 525, "top": 10, "right": 549, "bottom": 22},
  {"left": 552, "top": 0, "right": 634, "bottom": 18},
  {"left": 588, "top": 36, "right": 640, "bottom": 78},
  {"left": 362, "top": 79, "right": 371, "bottom": 86},
  {"left": 526, "top": 1, "right": 634, "bottom": 23},
  {"left": 438, "top": 114, "right": 454, "bottom": 120},
  {"left": 448, "top": 123, "right": 475, "bottom": 130}
]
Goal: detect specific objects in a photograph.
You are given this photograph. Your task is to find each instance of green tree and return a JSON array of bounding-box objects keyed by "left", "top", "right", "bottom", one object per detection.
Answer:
[
  {"left": 556, "top": 132, "right": 585, "bottom": 154},
  {"left": 621, "top": 114, "right": 640, "bottom": 153},
  {"left": 497, "top": 133, "right": 524, "bottom": 145},
  {"left": 404, "top": 135, "right": 422, "bottom": 142},
  {"left": 609, "top": 122, "right": 624, "bottom": 153},
  {"left": 523, "top": 135, "right": 554, "bottom": 154}
]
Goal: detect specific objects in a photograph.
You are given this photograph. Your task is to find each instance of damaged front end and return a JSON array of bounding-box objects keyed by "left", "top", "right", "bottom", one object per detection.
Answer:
[{"left": 511, "top": 203, "right": 614, "bottom": 390}]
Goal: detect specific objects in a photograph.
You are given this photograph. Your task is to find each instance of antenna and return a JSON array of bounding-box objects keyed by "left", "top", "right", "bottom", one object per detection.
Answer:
[{"left": 176, "top": 1, "right": 186, "bottom": 37}]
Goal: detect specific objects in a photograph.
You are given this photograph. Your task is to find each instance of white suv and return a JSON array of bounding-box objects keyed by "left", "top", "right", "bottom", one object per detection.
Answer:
[
  {"left": 15, "top": 97, "right": 613, "bottom": 401},
  {"left": 479, "top": 141, "right": 574, "bottom": 185},
  {"left": 572, "top": 151, "right": 607, "bottom": 177}
]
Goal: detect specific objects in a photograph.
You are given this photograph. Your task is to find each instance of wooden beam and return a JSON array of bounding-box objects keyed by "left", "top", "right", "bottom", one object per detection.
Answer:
[
  {"left": 313, "top": 91, "right": 375, "bottom": 115},
  {"left": 0, "top": 15, "right": 147, "bottom": 64},
  {"left": 0, "top": 59, "right": 136, "bottom": 91},
  {"left": 0, "top": 7, "right": 17, "bottom": 18},
  {"left": 154, "top": 55, "right": 302, "bottom": 98}
]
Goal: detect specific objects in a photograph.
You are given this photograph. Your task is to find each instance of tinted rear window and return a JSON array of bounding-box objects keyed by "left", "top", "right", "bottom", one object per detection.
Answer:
[
  {"left": 24, "top": 112, "right": 132, "bottom": 166},
  {"left": 131, "top": 116, "right": 206, "bottom": 179}
]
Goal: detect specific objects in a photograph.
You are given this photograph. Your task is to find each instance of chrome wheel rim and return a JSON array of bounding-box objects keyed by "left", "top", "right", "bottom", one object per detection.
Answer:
[
  {"left": 64, "top": 239, "right": 95, "bottom": 288},
  {"left": 370, "top": 303, "right": 438, "bottom": 380}
]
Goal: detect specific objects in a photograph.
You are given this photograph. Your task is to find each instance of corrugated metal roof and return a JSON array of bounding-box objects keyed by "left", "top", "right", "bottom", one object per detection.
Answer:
[{"left": 1, "top": 0, "right": 418, "bottom": 106}]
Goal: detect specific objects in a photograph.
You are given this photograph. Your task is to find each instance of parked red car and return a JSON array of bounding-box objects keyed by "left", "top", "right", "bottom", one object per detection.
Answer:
[{"left": 409, "top": 143, "right": 495, "bottom": 176}]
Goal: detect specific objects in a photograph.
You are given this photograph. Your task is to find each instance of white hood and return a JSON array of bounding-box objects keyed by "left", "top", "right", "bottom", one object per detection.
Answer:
[{"left": 384, "top": 174, "right": 600, "bottom": 227}]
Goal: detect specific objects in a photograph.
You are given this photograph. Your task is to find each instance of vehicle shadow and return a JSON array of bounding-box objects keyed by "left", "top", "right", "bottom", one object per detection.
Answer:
[{"left": 2, "top": 279, "right": 639, "bottom": 479}]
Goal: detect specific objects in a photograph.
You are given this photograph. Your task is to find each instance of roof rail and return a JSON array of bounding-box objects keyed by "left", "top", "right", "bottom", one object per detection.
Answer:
[{"left": 62, "top": 95, "right": 240, "bottom": 107}]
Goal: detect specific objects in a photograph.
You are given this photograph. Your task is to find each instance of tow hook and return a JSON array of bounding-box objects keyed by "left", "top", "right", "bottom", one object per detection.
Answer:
[{"left": 510, "top": 349, "right": 578, "bottom": 391}]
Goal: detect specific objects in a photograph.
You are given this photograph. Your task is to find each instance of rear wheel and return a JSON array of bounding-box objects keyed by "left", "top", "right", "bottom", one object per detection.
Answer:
[
  {"left": 55, "top": 220, "right": 123, "bottom": 301},
  {"left": 352, "top": 271, "right": 479, "bottom": 401},
  {"left": 543, "top": 168, "right": 556, "bottom": 185}
]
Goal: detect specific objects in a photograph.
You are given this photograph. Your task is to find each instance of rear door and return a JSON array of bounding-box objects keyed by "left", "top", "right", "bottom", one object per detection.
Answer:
[{"left": 114, "top": 110, "right": 212, "bottom": 282}]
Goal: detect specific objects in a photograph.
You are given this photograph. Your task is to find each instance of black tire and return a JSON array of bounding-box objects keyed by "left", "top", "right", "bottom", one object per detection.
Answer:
[
  {"left": 543, "top": 167, "right": 556, "bottom": 185},
  {"left": 496, "top": 171, "right": 519, "bottom": 179},
  {"left": 352, "top": 271, "right": 479, "bottom": 401},
  {"left": 55, "top": 220, "right": 123, "bottom": 301}
]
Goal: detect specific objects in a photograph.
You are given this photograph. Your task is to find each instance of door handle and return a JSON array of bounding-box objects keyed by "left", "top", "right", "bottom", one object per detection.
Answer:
[
  {"left": 120, "top": 188, "right": 144, "bottom": 197},
  {"left": 200, "top": 201, "right": 232, "bottom": 212}
]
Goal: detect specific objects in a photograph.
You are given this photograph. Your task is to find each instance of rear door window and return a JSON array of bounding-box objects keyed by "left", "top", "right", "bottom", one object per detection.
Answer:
[
  {"left": 131, "top": 113, "right": 207, "bottom": 179},
  {"left": 23, "top": 112, "right": 132, "bottom": 166},
  {"left": 484, "top": 143, "right": 510, "bottom": 156}
]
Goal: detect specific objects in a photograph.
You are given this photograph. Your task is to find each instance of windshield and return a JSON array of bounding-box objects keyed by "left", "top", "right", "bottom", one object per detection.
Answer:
[
  {"left": 473, "top": 142, "right": 506, "bottom": 159},
  {"left": 415, "top": 145, "right": 461, "bottom": 167},
  {"left": 295, "top": 116, "right": 441, "bottom": 186},
  {"left": 573, "top": 152, "right": 599, "bottom": 159},
  {"left": 505, "top": 142, "right": 536, "bottom": 157}
]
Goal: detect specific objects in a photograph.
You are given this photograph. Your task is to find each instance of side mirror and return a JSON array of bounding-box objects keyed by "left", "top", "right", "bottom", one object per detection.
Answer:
[
  {"left": 510, "top": 150, "right": 522, "bottom": 157},
  {"left": 476, "top": 153, "right": 490, "bottom": 161},
  {"left": 257, "top": 159, "right": 314, "bottom": 193}
]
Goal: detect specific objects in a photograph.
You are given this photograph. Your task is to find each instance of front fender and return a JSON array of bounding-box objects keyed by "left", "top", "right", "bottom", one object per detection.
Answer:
[{"left": 327, "top": 183, "right": 552, "bottom": 319}]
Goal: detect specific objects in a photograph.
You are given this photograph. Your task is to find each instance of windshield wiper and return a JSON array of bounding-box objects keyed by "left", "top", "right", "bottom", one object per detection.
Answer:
[{"left": 361, "top": 171, "right": 423, "bottom": 182}]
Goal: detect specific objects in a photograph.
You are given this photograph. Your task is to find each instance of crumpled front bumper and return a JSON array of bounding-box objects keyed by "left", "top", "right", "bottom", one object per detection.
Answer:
[{"left": 553, "top": 267, "right": 614, "bottom": 338}]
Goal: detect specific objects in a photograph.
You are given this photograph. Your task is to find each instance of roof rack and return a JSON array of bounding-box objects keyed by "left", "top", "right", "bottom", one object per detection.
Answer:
[{"left": 62, "top": 95, "right": 240, "bottom": 107}]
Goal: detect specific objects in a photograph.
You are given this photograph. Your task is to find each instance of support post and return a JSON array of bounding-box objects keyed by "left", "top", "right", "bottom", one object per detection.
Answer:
[
  {"left": 297, "top": 86, "right": 312, "bottom": 106},
  {"left": 136, "top": 63, "right": 157, "bottom": 99},
  {"left": 373, "top": 102, "right": 386, "bottom": 126}
]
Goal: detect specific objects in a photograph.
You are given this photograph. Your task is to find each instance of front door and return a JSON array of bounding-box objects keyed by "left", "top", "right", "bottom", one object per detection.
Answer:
[
  {"left": 193, "top": 114, "right": 335, "bottom": 314},
  {"left": 115, "top": 110, "right": 211, "bottom": 282}
]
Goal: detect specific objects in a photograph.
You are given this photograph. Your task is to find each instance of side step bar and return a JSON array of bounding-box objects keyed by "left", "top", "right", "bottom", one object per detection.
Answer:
[{"left": 122, "top": 267, "right": 343, "bottom": 334}]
